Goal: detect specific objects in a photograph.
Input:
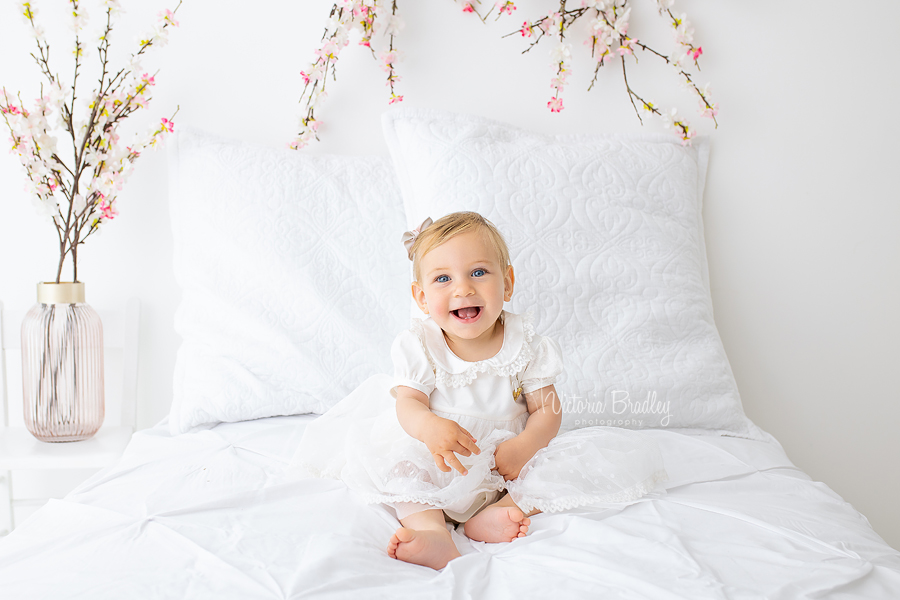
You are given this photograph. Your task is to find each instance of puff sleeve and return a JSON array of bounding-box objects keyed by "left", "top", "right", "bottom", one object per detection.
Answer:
[
  {"left": 390, "top": 329, "right": 436, "bottom": 398},
  {"left": 520, "top": 335, "right": 564, "bottom": 394}
]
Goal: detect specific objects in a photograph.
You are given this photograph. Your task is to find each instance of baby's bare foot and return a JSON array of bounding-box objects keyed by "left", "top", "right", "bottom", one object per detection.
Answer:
[
  {"left": 387, "top": 527, "right": 461, "bottom": 570},
  {"left": 463, "top": 505, "right": 530, "bottom": 543}
]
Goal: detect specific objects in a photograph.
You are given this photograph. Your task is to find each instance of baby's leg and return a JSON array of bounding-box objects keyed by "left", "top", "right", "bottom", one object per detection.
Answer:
[
  {"left": 387, "top": 508, "right": 460, "bottom": 570},
  {"left": 462, "top": 493, "right": 536, "bottom": 543}
]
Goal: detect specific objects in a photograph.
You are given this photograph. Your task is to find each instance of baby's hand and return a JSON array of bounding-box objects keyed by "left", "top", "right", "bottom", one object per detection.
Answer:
[
  {"left": 494, "top": 436, "right": 535, "bottom": 481},
  {"left": 421, "top": 417, "right": 480, "bottom": 475}
]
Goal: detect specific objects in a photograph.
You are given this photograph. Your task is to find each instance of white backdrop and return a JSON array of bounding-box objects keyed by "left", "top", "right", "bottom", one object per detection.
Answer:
[{"left": 0, "top": 1, "right": 897, "bottom": 549}]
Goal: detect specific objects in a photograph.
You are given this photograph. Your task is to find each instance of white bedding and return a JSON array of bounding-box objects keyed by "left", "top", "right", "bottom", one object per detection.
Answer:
[{"left": 1, "top": 416, "right": 897, "bottom": 599}]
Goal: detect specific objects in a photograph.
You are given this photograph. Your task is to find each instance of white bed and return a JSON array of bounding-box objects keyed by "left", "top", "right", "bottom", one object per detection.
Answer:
[
  {"left": 0, "top": 415, "right": 897, "bottom": 598},
  {"left": 1, "top": 110, "right": 897, "bottom": 598}
]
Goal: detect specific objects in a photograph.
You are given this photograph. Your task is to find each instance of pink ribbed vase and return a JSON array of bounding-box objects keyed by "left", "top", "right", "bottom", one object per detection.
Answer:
[{"left": 20, "top": 282, "right": 104, "bottom": 442}]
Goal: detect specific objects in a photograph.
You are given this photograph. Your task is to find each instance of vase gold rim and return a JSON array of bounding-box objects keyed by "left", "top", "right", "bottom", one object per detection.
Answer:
[{"left": 37, "top": 282, "right": 85, "bottom": 304}]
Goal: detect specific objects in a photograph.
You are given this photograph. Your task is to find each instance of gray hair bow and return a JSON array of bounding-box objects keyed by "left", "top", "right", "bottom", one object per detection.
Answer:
[{"left": 401, "top": 217, "right": 433, "bottom": 260}]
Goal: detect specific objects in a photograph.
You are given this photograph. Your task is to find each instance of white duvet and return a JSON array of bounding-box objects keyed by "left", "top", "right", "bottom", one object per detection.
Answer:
[{"left": 0, "top": 416, "right": 897, "bottom": 599}]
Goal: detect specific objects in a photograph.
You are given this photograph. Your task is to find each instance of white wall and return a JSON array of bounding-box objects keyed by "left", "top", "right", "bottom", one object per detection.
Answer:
[{"left": 1, "top": 0, "right": 897, "bottom": 549}]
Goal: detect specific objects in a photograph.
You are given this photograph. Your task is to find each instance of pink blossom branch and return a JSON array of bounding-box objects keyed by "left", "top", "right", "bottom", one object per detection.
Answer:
[
  {"left": 455, "top": 0, "right": 488, "bottom": 22},
  {"left": 291, "top": 0, "right": 718, "bottom": 147},
  {"left": 632, "top": 39, "right": 718, "bottom": 128},
  {"left": 2, "top": 2, "right": 181, "bottom": 282},
  {"left": 385, "top": 1, "right": 403, "bottom": 104},
  {"left": 621, "top": 66, "right": 693, "bottom": 145},
  {"left": 502, "top": 0, "right": 714, "bottom": 142},
  {"left": 292, "top": 1, "right": 407, "bottom": 150},
  {"left": 22, "top": 5, "right": 58, "bottom": 89}
]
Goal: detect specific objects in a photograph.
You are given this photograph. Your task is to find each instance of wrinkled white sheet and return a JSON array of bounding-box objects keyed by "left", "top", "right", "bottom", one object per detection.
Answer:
[{"left": 0, "top": 416, "right": 897, "bottom": 599}]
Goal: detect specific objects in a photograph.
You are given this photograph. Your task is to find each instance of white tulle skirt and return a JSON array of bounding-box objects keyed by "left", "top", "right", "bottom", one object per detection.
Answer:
[{"left": 289, "top": 375, "right": 667, "bottom": 517}]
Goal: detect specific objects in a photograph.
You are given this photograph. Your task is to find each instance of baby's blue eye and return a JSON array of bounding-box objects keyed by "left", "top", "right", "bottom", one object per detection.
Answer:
[
  {"left": 436, "top": 275, "right": 450, "bottom": 283},
  {"left": 472, "top": 269, "right": 486, "bottom": 277}
]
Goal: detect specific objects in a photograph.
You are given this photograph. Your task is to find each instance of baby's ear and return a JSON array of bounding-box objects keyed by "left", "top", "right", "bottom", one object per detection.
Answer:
[
  {"left": 504, "top": 265, "right": 515, "bottom": 302},
  {"left": 411, "top": 282, "right": 429, "bottom": 314}
]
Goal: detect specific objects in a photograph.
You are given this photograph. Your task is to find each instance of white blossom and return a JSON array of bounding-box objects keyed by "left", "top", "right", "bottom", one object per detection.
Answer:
[
  {"left": 660, "top": 107, "right": 678, "bottom": 129},
  {"left": 102, "top": 0, "right": 124, "bottom": 16},
  {"left": 384, "top": 14, "right": 405, "bottom": 36},
  {"left": 613, "top": 8, "right": 631, "bottom": 36},
  {"left": 550, "top": 43, "right": 572, "bottom": 64},
  {"left": 311, "top": 89, "right": 328, "bottom": 110},
  {"left": 71, "top": 5, "right": 89, "bottom": 33}
]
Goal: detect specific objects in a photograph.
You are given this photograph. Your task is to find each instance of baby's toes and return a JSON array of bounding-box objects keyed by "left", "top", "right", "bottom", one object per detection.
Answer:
[
  {"left": 387, "top": 532, "right": 403, "bottom": 558},
  {"left": 515, "top": 514, "right": 530, "bottom": 537}
]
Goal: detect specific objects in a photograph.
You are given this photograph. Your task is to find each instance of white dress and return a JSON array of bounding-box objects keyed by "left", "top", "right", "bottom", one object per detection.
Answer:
[{"left": 289, "top": 311, "right": 667, "bottom": 519}]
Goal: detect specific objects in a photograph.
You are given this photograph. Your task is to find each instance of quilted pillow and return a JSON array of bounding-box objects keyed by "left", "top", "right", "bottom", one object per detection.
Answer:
[
  {"left": 382, "top": 108, "right": 759, "bottom": 438},
  {"left": 167, "top": 128, "right": 409, "bottom": 434}
]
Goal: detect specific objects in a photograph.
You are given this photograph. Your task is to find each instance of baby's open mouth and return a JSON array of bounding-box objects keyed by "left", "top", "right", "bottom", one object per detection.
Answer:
[{"left": 452, "top": 306, "right": 482, "bottom": 321}]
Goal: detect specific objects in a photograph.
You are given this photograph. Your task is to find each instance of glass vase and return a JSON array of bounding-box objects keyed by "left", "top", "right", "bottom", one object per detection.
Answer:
[{"left": 20, "top": 282, "right": 105, "bottom": 442}]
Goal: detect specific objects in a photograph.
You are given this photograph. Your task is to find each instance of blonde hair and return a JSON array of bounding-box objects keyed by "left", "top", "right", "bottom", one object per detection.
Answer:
[{"left": 411, "top": 211, "right": 511, "bottom": 282}]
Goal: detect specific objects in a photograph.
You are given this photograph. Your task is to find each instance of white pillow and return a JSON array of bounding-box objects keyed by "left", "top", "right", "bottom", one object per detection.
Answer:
[
  {"left": 167, "top": 128, "right": 409, "bottom": 434},
  {"left": 382, "top": 108, "right": 759, "bottom": 438}
]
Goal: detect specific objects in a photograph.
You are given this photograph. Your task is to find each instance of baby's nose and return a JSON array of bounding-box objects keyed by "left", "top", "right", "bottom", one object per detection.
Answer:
[{"left": 454, "top": 280, "right": 475, "bottom": 296}]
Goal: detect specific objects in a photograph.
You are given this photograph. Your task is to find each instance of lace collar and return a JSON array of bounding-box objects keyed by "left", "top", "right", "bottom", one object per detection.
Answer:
[{"left": 410, "top": 311, "right": 535, "bottom": 388}]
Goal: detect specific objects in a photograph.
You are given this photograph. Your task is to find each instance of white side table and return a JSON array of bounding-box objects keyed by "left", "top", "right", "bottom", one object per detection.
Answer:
[{"left": 0, "top": 298, "right": 139, "bottom": 535}]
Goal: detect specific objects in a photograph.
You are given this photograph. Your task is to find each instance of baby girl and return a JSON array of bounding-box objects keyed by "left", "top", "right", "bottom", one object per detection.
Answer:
[{"left": 292, "top": 211, "right": 666, "bottom": 569}]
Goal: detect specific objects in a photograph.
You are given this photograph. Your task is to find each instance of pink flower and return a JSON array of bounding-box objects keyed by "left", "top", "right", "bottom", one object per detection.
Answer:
[
  {"left": 101, "top": 201, "right": 118, "bottom": 221},
  {"left": 547, "top": 97, "right": 564, "bottom": 112},
  {"left": 618, "top": 38, "right": 636, "bottom": 56},
  {"left": 519, "top": 21, "right": 533, "bottom": 37},
  {"left": 588, "top": 36, "right": 612, "bottom": 64},
  {"left": 389, "top": 94, "right": 404, "bottom": 105},
  {"left": 690, "top": 46, "right": 703, "bottom": 61},
  {"left": 497, "top": 1, "right": 516, "bottom": 16},
  {"left": 161, "top": 118, "right": 174, "bottom": 133},
  {"left": 381, "top": 50, "right": 400, "bottom": 73},
  {"left": 536, "top": 16, "right": 552, "bottom": 34},
  {"left": 462, "top": 3, "right": 474, "bottom": 13},
  {"left": 315, "top": 41, "right": 339, "bottom": 60},
  {"left": 700, "top": 102, "right": 718, "bottom": 119},
  {"left": 158, "top": 8, "right": 179, "bottom": 27}
]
